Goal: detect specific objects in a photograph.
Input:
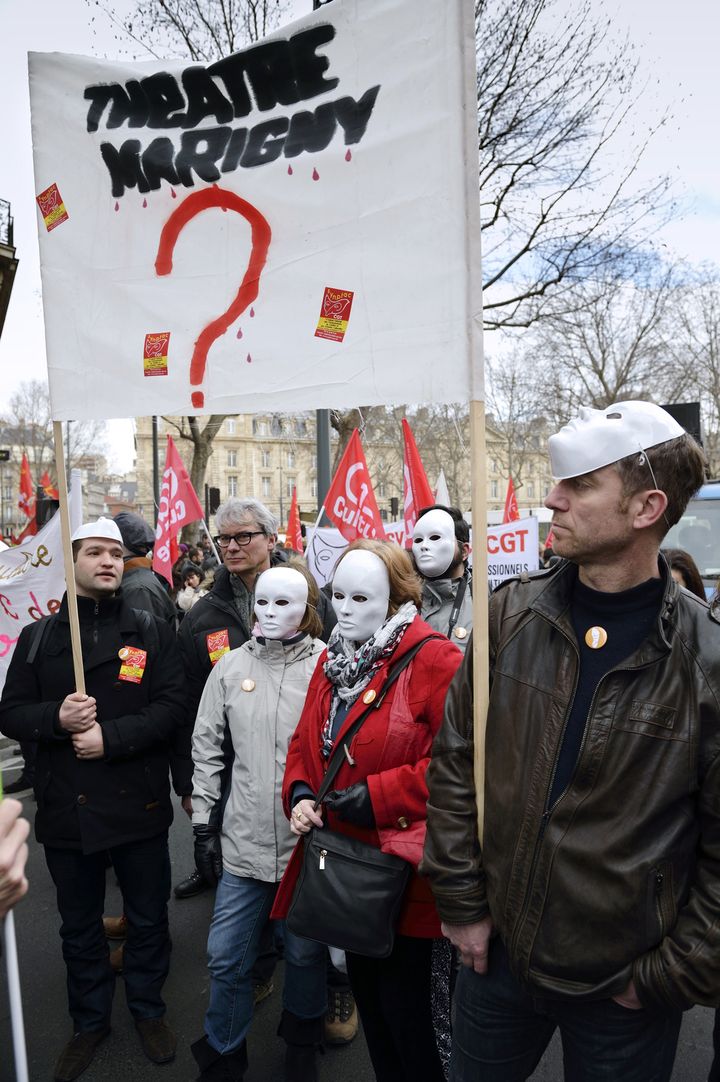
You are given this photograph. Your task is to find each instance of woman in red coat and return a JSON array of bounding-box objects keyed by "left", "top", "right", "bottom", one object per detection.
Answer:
[{"left": 274, "top": 539, "right": 462, "bottom": 1082}]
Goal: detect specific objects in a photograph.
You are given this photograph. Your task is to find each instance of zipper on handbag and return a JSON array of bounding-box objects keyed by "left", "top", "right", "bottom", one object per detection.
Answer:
[{"left": 319, "top": 849, "right": 327, "bottom": 870}]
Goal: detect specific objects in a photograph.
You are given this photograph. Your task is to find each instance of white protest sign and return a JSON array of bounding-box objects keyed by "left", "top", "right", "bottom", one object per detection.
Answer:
[
  {"left": 0, "top": 478, "right": 82, "bottom": 694},
  {"left": 486, "top": 517, "right": 539, "bottom": 591},
  {"left": 29, "top": 0, "right": 482, "bottom": 421},
  {"left": 305, "top": 520, "right": 405, "bottom": 587}
]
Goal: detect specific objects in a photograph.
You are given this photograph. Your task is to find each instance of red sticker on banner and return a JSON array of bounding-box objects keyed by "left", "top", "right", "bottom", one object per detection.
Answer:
[
  {"left": 315, "top": 287, "right": 354, "bottom": 343},
  {"left": 207, "top": 629, "right": 231, "bottom": 666},
  {"left": 36, "top": 183, "right": 69, "bottom": 232},
  {"left": 144, "top": 332, "right": 170, "bottom": 377}
]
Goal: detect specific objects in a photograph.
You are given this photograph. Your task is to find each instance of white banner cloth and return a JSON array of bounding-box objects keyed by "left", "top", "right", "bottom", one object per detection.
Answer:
[
  {"left": 485, "top": 517, "right": 539, "bottom": 591},
  {"left": 30, "top": 0, "right": 483, "bottom": 421}
]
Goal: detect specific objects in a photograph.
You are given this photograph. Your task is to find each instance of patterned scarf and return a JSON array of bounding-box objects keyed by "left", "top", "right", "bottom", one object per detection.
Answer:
[{"left": 320, "top": 601, "right": 417, "bottom": 757}]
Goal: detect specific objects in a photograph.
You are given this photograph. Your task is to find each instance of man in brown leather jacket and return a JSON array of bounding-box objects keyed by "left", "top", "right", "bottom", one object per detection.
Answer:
[{"left": 423, "top": 401, "right": 719, "bottom": 1082}]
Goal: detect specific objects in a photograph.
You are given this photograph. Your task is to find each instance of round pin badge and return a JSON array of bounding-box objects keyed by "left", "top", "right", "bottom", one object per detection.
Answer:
[
  {"left": 362, "top": 689, "right": 377, "bottom": 704},
  {"left": 118, "top": 647, "right": 129, "bottom": 660},
  {"left": 584, "top": 626, "right": 608, "bottom": 649},
  {"left": 241, "top": 679, "right": 256, "bottom": 692},
  {"left": 454, "top": 626, "right": 468, "bottom": 640}
]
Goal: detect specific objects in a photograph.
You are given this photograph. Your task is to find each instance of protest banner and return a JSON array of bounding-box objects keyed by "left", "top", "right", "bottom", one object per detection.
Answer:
[
  {"left": 502, "top": 477, "right": 520, "bottom": 523},
  {"left": 402, "top": 419, "right": 435, "bottom": 544},
  {"left": 29, "top": 0, "right": 482, "bottom": 421},
  {"left": 153, "top": 436, "right": 205, "bottom": 585},
  {"left": 285, "top": 487, "right": 303, "bottom": 553},
  {"left": 486, "top": 517, "right": 539, "bottom": 591},
  {"left": 322, "top": 429, "right": 386, "bottom": 542},
  {"left": 0, "top": 475, "right": 81, "bottom": 694},
  {"left": 306, "top": 520, "right": 404, "bottom": 586}
]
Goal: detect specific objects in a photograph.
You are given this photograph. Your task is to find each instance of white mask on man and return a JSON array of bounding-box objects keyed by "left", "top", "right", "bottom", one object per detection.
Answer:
[
  {"left": 331, "top": 550, "right": 390, "bottom": 645},
  {"left": 412, "top": 509, "right": 457, "bottom": 578},
  {"left": 254, "top": 567, "right": 308, "bottom": 640}
]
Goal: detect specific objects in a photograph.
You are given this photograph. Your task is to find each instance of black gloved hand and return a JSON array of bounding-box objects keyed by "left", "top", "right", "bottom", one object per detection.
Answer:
[
  {"left": 193, "top": 824, "right": 223, "bottom": 886},
  {"left": 324, "top": 782, "right": 375, "bottom": 828}
]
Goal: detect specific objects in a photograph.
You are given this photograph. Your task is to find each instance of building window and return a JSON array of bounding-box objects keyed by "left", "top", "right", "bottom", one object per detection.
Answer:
[
  {"left": 311, "top": 479, "right": 317, "bottom": 498},
  {"left": 228, "top": 475, "right": 238, "bottom": 497},
  {"left": 287, "top": 450, "right": 295, "bottom": 468},
  {"left": 295, "top": 419, "right": 307, "bottom": 436},
  {"left": 227, "top": 450, "right": 237, "bottom": 467},
  {"left": 253, "top": 419, "right": 268, "bottom": 436},
  {"left": 491, "top": 480, "right": 498, "bottom": 499},
  {"left": 378, "top": 481, "right": 386, "bottom": 497},
  {"left": 261, "top": 450, "right": 270, "bottom": 468},
  {"left": 262, "top": 476, "right": 271, "bottom": 498},
  {"left": 311, "top": 453, "right": 317, "bottom": 470},
  {"left": 286, "top": 476, "right": 296, "bottom": 498},
  {"left": 226, "top": 419, "right": 236, "bottom": 435},
  {"left": 3, "top": 485, "right": 12, "bottom": 502},
  {"left": 527, "top": 481, "right": 535, "bottom": 499}
]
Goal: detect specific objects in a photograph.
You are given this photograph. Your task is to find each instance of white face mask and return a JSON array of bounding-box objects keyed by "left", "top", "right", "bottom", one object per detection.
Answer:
[
  {"left": 412, "top": 509, "right": 457, "bottom": 578},
  {"left": 332, "top": 550, "right": 390, "bottom": 645},
  {"left": 254, "top": 568, "right": 308, "bottom": 640}
]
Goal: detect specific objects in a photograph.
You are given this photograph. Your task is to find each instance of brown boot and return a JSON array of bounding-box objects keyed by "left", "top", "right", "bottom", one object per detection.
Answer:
[
  {"left": 103, "top": 914, "right": 128, "bottom": 939},
  {"left": 54, "top": 1027, "right": 110, "bottom": 1082},
  {"left": 135, "top": 1016, "right": 177, "bottom": 1064}
]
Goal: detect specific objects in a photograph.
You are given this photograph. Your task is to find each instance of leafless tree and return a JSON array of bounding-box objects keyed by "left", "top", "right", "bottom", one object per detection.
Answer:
[{"left": 2, "top": 380, "right": 107, "bottom": 478}]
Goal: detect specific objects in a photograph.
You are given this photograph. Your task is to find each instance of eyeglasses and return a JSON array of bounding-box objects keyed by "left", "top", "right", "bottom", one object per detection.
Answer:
[{"left": 213, "top": 531, "right": 265, "bottom": 548}]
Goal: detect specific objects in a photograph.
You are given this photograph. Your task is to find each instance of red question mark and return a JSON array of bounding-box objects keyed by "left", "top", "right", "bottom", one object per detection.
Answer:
[{"left": 155, "top": 186, "right": 272, "bottom": 409}]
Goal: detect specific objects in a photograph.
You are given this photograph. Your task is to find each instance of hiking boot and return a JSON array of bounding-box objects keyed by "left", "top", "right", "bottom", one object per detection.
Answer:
[
  {"left": 174, "top": 869, "right": 212, "bottom": 899},
  {"left": 253, "top": 978, "right": 274, "bottom": 1006},
  {"left": 135, "top": 1016, "right": 177, "bottom": 1063},
  {"left": 324, "top": 988, "right": 358, "bottom": 1045},
  {"left": 191, "top": 1035, "right": 248, "bottom": 1080},
  {"left": 109, "top": 943, "right": 124, "bottom": 974},
  {"left": 103, "top": 914, "right": 128, "bottom": 939},
  {"left": 54, "top": 1027, "right": 110, "bottom": 1081}
]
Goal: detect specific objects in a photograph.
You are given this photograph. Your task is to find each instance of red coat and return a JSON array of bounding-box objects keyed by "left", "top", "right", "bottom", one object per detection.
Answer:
[{"left": 272, "top": 616, "right": 462, "bottom": 938}]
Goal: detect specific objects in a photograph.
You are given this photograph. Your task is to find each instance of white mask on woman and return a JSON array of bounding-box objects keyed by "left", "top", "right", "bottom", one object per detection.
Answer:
[
  {"left": 412, "top": 509, "right": 457, "bottom": 578},
  {"left": 254, "top": 567, "right": 308, "bottom": 640},
  {"left": 331, "top": 550, "right": 390, "bottom": 645}
]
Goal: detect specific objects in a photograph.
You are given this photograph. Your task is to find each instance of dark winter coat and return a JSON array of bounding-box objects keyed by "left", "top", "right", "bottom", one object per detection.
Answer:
[
  {"left": 121, "top": 557, "right": 177, "bottom": 628},
  {"left": 0, "top": 592, "right": 187, "bottom": 854}
]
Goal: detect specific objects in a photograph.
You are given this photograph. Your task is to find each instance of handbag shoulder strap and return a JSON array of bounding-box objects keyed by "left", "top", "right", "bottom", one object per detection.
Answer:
[{"left": 315, "top": 634, "right": 438, "bottom": 804}]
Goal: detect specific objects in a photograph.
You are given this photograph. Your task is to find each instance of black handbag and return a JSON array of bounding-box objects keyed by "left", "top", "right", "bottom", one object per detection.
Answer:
[{"left": 286, "top": 637, "right": 434, "bottom": 958}]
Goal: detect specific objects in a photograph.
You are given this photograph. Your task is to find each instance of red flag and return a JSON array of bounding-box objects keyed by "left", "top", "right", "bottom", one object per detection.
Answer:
[
  {"left": 18, "top": 453, "right": 35, "bottom": 519},
  {"left": 285, "top": 487, "right": 304, "bottom": 553},
  {"left": 402, "top": 419, "right": 435, "bottom": 542},
  {"left": 325, "top": 430, "right": 387, "bottom": 542},
  {"left": 152, "top": 436, "right": 205, "bottom": 586},
  {"left": 502, "top": 478, "right": 520, "bottom": 523},
  {"left": 544, "top": 527, "right": 555, "bottom": 550},
  {"left": 39, "top": 470, "right": 59, "bottom": 499},
  {"left": 15, "top": 519, "right": 38, "bottom": 542}
]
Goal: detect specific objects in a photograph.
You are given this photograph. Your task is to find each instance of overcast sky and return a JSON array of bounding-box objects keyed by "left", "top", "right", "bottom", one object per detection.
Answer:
[{"left": 0, "top": 0, "right": 717, "bottom": 471}]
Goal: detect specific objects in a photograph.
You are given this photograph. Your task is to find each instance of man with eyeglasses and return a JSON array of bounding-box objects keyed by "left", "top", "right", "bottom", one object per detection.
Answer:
[{"left": 175, "top": 498, "right": 335, "bottom": 900}]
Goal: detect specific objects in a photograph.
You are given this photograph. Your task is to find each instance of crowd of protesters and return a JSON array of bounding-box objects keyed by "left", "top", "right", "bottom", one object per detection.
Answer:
[{"left": 3, "top": 400, "right": 720, "bottom": 1082}]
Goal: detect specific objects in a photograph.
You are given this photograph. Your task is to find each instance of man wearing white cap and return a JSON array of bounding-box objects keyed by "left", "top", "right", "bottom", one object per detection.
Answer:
[
  {"left": 0, "top": 518, "right": 186, "bottom": 1080},
  {"left": 423, "top": 403, "right": 719, "bottom": 1081}
]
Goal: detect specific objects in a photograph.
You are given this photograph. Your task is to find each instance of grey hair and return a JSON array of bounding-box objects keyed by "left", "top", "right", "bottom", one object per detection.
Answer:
[{"left": 215, "top": 497, "right": 278, "bottom": 537}]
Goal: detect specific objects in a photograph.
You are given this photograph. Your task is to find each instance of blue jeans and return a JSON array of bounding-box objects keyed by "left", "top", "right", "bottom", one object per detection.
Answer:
[
  {"left": 45, "top": 833, "right": 171, "bottom": 1031},
  {"left": 205, "top": 870, "right": 327, "bottom": 1055},
  {"left": 451, "top": 940, "right": 682, "bottom": 1082}
]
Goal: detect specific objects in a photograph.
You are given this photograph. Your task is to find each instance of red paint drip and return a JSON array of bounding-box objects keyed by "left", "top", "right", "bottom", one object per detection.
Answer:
[
  {"left": 287, "top": 165, "right": 293, "bottom": 175},
  {"left": 312, "top": 168, "right": 320, "bottom": 181},
  {"left": 345, "top": 149, "right": 352, "bottom": 162},
  {"left": 249, "top": 307, "right": 255, "bottom": 318},
  {"left": 171, "top": 188, "right": 177, "bottom": 199},
  {"left": 142, "top": 198, "right": 148, "bottom": 208},
  {"left": 155, "top": 188, "right": 272, "bottom": 404},
  {"left": 236, "top": 327, "right": 243, "bottom": 339},
  {"left": 114, "top": 201, "right": 120, "bottom": 212},
  {"left": 246, "top": 353, "right": 252, "bottom": 364}
]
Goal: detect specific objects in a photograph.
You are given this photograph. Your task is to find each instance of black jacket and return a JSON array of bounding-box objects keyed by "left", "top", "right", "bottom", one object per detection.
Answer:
[
  {"left": 178, "top": 554, "right": 336, "bottom": 722},
  {"left": 0, "top": 592, "right": 187, "bottom": 854},
  {"left": 121, "top": 557, "right": 178, "bottom": 629}
]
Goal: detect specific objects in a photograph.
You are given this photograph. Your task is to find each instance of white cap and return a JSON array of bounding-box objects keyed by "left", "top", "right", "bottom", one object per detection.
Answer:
[
  {"left": 71, "top": 517, "right": 124, "bottom": 544},
  {"left": 548, "top": 401, "right": 685, "bottom": 480}
]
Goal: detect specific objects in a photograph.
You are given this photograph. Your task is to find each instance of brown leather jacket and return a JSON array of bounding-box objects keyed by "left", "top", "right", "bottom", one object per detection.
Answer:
[{"left": 422, "top": 559, "right": 720, "bottom": 1011}]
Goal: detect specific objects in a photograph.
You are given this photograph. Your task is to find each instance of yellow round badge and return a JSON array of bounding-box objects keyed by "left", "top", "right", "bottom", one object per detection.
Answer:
[
  {"left": 362, "top": 689, "right": 377, "bottom": 704},
  {"left": 118, "top": 647, "right": 130, "bottom": 660},
  {"left": 241, "top": 679, "right": 256, "bottom": 692},
  {"left": 454, "top": 626, "right": 468, "bottom": 640},
  {"left": 584, "top": 626, "right": 608, "bottom": 649}
]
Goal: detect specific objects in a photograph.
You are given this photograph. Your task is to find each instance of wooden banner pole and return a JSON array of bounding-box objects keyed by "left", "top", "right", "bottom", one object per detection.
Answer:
[
  {"left": 470, "top": 401, "right": 489, "bottom": 846},
  {"left": 53, "top": 421, "right": 85, "bottom": 694}
]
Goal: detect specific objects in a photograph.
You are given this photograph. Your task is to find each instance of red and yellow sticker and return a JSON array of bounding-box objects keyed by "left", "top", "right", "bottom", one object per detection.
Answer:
[
  {"left": 314, "top": 287, "right": 354, "bottom": 343},
  {"left": 36, "top": 183, "right": 69, "bottom": 233},
  {"left": 207, "top": 629, "right": 231, "bottom": 666},
  {"left": 143, "top": 332, "right": 170, "bottom": 377},
  {"left": 118, "top": 646, "right": 148, "bottom": 684}
]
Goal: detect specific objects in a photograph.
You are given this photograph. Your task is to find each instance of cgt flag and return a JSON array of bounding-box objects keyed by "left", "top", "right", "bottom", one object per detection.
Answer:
[
  {"left": 18, "top": 454, "right": 35, "bottom": 520},
  {"left": 285, "top": 486, "right": 304, "bottom": 554},
  {"left": 324, "top": 429, "right": 386, "bottom": 543},
  {"left": 503, "top": 477, "right": 520, "bottom": 523},
  {"left": 402, "top": 418, "right": 434, "bottom": 543},
  {"left": 152, "top": 436, "right": 205, "bottom": 586}
]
